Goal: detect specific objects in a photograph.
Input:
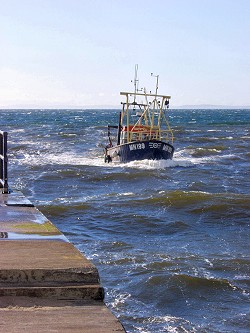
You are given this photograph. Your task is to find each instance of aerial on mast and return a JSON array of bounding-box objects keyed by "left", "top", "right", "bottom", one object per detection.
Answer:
[
  {"left": 151, "top": 72, "right": 159, "bottom": 96},
  {"left": 133, "top": 64, "right": 139, "bottom": 104}
]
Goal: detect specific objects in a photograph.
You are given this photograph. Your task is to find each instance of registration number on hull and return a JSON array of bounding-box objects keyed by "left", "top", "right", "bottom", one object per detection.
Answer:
[
  {"left": 129, "top": 143, "right": 146, "bottom": 151},
  {"left": 129, "top": 142, "right": 172, "bottom": 153}
]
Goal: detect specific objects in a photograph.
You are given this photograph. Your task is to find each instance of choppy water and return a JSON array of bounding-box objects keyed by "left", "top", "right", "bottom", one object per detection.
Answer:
[{"left": 1, "top": 109, "right": 249, "bottom": 332}]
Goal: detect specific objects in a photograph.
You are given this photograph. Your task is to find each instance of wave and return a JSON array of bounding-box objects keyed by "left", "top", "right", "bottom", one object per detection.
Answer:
[
  {"left": 119, "top": 158, "right": 193, "bottom": 170},
  {"left": 13, "top": 152, "right": 103, "bottom": 167},
  {"left": 175, "top": 148, "right": 242, "bottom": 164},
  {"left": 190, "top": 147, "right": 225, "bottom": 157},
  {"left": 58, "top": 132, "right": 77, "bottom": 138},
  {"left": 39, "top": 202, "right": 91, "bottom": 216},
  {"left": 111, "top": 190, "right": 250, "bottom": 217},
  {"left": 12, "top": 149, "right": 195, "bottom": 170},
  {"left": 147, "top": 273, "right": 242, "bottom": 292},
  {"left": 10, "top": 137, "right": 242, "bottom": 169},
  {"left": 209, "top": 258, "right": 250, "bottom": 276},
  {"left": 120, "top": 314, "right": 198, "bottom": 333}
]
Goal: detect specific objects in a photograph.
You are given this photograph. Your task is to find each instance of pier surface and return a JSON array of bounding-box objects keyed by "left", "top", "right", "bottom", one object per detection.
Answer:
[{"left": 0, "top": 190, "right": 125, "bottom": 332}]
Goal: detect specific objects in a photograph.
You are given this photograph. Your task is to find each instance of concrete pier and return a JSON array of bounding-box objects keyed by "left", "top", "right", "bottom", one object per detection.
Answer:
[{"left": 0, "top": 190, "right": 125, "bottom": 332}]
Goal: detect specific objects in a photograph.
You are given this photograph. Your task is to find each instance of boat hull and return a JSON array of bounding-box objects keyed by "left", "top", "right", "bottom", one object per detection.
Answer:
[{"left": 105, "top": 140, "right": 174, "bottom": 163}]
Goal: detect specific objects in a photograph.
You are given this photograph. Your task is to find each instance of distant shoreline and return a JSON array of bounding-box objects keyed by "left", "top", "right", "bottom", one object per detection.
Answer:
[{"left": 1, "top": 106, "right": 250, "bottom": 111}]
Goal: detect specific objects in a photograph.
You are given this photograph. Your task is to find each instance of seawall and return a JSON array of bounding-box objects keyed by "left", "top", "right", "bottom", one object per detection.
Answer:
[{"left": 0, "top": 189, "right": 125, "bottom": 332}]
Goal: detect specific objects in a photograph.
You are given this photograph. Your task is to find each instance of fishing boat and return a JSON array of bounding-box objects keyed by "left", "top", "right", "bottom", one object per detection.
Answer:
[{"left": 104, "top": 66, "right": 174, "bottom": 163}]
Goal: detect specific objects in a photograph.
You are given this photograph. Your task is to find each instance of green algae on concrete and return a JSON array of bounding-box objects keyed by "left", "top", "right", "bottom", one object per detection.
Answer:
[{"left": 12, "top": 220, "right": 61, "bottom": 235}]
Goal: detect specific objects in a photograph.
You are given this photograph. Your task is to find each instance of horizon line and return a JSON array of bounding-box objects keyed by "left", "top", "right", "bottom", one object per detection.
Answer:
[{"left": 1, "top": 104, "right": 250, "bottom": 110}]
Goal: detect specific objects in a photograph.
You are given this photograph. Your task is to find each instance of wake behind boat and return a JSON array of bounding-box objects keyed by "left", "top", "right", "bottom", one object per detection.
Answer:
[{"left": 104, "top": 66, "right": 175, "bottom": 163}]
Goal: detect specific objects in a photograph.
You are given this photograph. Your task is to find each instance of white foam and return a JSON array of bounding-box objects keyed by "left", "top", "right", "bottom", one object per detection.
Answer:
[
  {"left": 123, "top": 159, "right": 193, "bottom": 170},
  {"left": 14, "top": 152, "right": 105, "bottom": 167},
  {"left": 117, "top": 192, "right": 134, "bottom": 196},
  {"left": 13, "top": 150, "right": 195, "bottom": 169},
  {"left": 13, "top": 147, "right": 237, "bottom": 170},
  {"left": 175, "top": 149, "right": 239, "bottom": 165}
]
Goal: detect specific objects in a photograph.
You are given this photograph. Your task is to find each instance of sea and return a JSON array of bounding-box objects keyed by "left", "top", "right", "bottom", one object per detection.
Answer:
[{"left": 0, "top": 108, "right": 249, "bottom": 333}]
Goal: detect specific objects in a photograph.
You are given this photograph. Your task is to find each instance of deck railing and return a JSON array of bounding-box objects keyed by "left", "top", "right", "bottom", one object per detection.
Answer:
[{"left": 0, "top": 131, "right": 9, "bottom": 193}]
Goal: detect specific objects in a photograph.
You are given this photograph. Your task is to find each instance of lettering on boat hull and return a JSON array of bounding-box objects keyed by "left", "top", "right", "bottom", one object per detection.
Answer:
[{"left": 106, "top": 140, "right": 174, "bottom": 163}]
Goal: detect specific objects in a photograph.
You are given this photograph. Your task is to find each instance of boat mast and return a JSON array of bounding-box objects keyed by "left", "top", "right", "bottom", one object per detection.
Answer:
[
  {"left": 151, "top": 72, "right": 159, "bottom": 97},
  {"left": 133, "top": 64, "right": 139, "bottom": 105},
  {"left": 150, "top": 72, "right": 159, "bottom": 127}
]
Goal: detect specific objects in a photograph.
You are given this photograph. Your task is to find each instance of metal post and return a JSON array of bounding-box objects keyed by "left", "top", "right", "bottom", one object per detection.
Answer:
[
  {"left": 0, "top": 131, "right": 9, "bottom": 194},
  {"left": 0, "top": 133, "right": 3, "bottom": 182}
]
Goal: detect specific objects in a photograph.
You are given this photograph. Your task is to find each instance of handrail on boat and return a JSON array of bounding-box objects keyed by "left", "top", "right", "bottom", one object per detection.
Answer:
[
  {"left": 0, "top": 131, "right": 9, "bottom": 193},
  {"left": 120, "top": 127, "right": 173, "bottom": 144},
  {"left": 120, "top": 91, "right": 171, "bottom": 99}
]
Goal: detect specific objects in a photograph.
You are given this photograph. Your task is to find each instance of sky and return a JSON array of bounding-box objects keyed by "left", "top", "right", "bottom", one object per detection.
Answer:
[{"left": 0, "top": 0, "right": 250, "bottom": 108}]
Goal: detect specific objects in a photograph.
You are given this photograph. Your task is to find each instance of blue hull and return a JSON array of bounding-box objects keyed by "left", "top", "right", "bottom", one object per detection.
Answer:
[{"left": 105, "top": 140, "right": 174, "bottom": 163}]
